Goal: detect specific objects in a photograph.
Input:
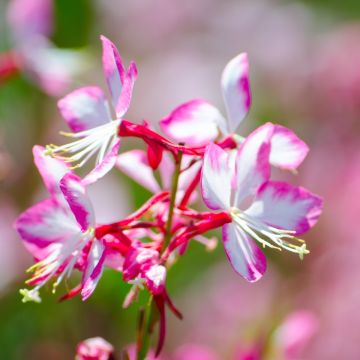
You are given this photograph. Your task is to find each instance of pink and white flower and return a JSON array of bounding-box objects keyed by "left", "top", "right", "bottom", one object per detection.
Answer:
[
  {"left": 201, "top": 124, "right": 322, "bottom": 281},
  {"left": 160, "top": 53, "right": 308, "bottom": 171},
  {"left": 45, "top": 35, "right": 137, "bottom": 184},
  {"left": 273, "top": 310, "right": 319, "bottom": 360},
  {"left": 123, "top": 245, "right": 166, "bottom": 296},
  {"left": 15, "top": 146, "right": 106, "bottom": 302},
  {"left": 76, "top": 337, "right": 114, "bottom": 360}
]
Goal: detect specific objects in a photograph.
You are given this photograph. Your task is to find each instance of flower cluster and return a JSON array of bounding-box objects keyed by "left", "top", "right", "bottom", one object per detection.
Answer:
[{"left": 15, "top": 36, "right": 322, "bottom": 357}]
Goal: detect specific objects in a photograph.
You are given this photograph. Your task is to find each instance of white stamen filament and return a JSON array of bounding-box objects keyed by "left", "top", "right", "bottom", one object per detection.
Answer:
[
  {"left": 44, "top": 120, "right": 120, "bottom": 169},
  {"left": 21, "top": 229, "right": 95, "bottom": 303},
  {"left": 230, "top": 208, "right": 309, "bottom": 259}
]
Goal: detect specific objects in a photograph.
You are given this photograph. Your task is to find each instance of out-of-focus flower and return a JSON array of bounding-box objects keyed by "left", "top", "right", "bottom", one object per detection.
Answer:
[
  {"left": 5, "top": 0, "right": 85, "bottom": 95},
  {"left": 46, "top": 36, "right": 137, "bottom": 184},
  {"left": 272, "top": 310, "right": 319, "bottom": 360},
  {"left": 125, "top": 343, "right": 160, "bottom": 360},
  {"left": 15, "top": 146, "right": 106, "bottom": 302},
  {"left": 172, "top": 343, "right": 219, "bottom": 360},
  {"left": 76, "top": 337, "right": 114, "bottom": 360},
  {"left": 201, "top": 125, "right": 322, "bottom": 281},
  {"left": 7, "top": 0, "right": 53, "bottom": 41}
]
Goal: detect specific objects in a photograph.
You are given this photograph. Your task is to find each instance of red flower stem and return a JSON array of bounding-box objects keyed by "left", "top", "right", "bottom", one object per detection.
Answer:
[
  {"left": 179, "top": 208, "right": 222, "bottom": 220},
  {"left": 95, "top": 191, "right": 169, "bottom": 238},
  {"left": 165, "top": 211, "right": 232, "bottom": 255},
  {"left": 118, "top": 120, "right": 205, "bottom": 157},
  {"left": 178, "top": 169, "right": 201, "bottom": 209}
]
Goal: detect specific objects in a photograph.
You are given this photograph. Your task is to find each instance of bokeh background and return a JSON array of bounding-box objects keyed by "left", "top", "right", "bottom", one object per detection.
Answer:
[{"left": 1, "top": 0, "right": 360, "bottom": 359}]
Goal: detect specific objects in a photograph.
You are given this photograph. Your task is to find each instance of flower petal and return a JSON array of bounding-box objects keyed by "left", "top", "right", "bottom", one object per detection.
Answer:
[
  {"left": 275, "top": 310, "right": 319, "bottom": 359},
  {"left": 221, "top": 53, "right": 251, "bottom": 132},
  {"left": 82, "top": 139, "right": 121, "bottom": 186},
  {"left": 201, "top": 143, "right": 232, "bottom": 210},
  {"left": 15, "top": 198, "right": 79, "bottom": 254},
  {"left": 245, "top": 181, "right": 323, "bottom": 234},
  {"left": 33, "top": 145, "right": 69, "bottom": 196},
  {"left": 76, "top": 337, "right": 114, "bottom": 360},
  {"left": 145, "top": 264, "right": 166, "bottom": 295},
  {"left": 233, "top": 123, "right": 273, "bottom": 207},
  {"left": 18, "top": 37, "right": 84, "bottom": 96},
  {"left": 60, "top": 173, "right": 95, "bottom": 231},
  {"left": 270, "top": 125, "right": 309, "bottom": 170},
  {"left": 101, "top": 35, "right": 137, "bottom": 117},
  {"left": 159, "top": 99, "right": 226, "bottom": 146},
  {"left": 116, "top": 150, "right": 160, "bottom": 193},
  {"left": 222, "top": 223, "right": 266, "bottom": 282},
  {"left": 7, "top": 0, "right": 53, "bottom": 43},
  {"left": 81, "top": 240, "right": 107, "bottom": 300},
  {"left": 58, "top": 86, "right": 112, "bottom": 132}
]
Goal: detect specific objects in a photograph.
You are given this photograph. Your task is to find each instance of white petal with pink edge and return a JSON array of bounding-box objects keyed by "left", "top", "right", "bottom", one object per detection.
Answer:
[
  {"left": 60, "top": 173, "right": 95, "bottom": 231},
  {"left": 101, "top": 35, "right": 137, "bottom": 117},
  {"left": 33, "top": 145, "right": 69, "bottom": 196},
  {"left": 245, "top": 181, "right": 323, "bottom": 235},
  {"left": 270, "top": 125, "right": 309, "bottom": 170},
  {"left": 15, "top": 198, "right": 79, "bottom": 253},
  {"left": 222, "top": 223, "right": 266, "bottom": 282},
  {"left": 233, "top": 123, "right": 273, "bottom": 207},
  {"left": 201, "top": 143, "right": 232, "bottom": 210},
  {"left": 58, "top": 86, "right": 112, "bottom": 133},
  {"left": 81, "top": 240, "right": 107, "bottom": 300},
  {"left": 159, "top": 99, "right": 226, "bottom": 146},
  {"left": 116, "top": 150, "right": 160, "bottom": 193},
  {"left": 221, "top": 53, "right": 252, "bottom": 133}
]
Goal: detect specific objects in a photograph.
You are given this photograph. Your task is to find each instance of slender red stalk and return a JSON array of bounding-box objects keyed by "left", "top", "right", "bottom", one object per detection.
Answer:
[
  {"left": 95, "top": 191, "right": 169, "bottom": 238},
  {"left": 154, "top": 295, "right": 166, "bottom": 357},
  {"left": 59, "top": 284, "right": 82, "bottom": 302},
  {"left": 119, "top": 120, "right": 205, "bottom": 158},
  {"left": 178, "top": 169, "right": 201, "bottom": 209},
  {"left": 167, "top": 211, "right": 232, "bottom": 253}
]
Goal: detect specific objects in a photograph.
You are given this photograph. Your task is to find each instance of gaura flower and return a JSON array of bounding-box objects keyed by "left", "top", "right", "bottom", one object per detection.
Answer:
[
  {"left": 123, "top": 244, "right": 166, "bottom": 296},
  {"left": 45, "top": 35, "right": 137, "bottom": 184},
  {"left": 160, "top": 53, "right": 308, "bottom": 171},
  {"left": 273, "top": 310, "right": 319, "bottom": 360},
  {"left": 76, "top": 337, "right": 114, "bottom": 360},
  {"left": 201, "top": 124, "right": 322, "bottom": 281},
  {"left": 15, "top": 146, "right": 106, "bottom": 302}
]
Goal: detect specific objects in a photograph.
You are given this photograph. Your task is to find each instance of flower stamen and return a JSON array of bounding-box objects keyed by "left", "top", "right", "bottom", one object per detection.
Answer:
[
  {"left": 44, "top": 120, "right": 120, "bottom": 169},
  {"left": 230, "top": 208, "right": 309, "bottom": 259}
]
